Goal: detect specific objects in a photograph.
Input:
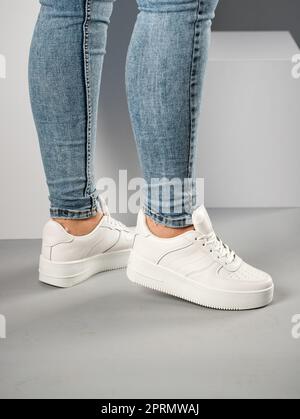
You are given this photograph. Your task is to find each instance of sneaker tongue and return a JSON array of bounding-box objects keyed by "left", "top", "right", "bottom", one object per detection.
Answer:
[
  {"left": 98, "top": 196, "right": 109, "bottom": 216},
  {"left": 192, "top": 206, "right": 214, "bottom": 237}
]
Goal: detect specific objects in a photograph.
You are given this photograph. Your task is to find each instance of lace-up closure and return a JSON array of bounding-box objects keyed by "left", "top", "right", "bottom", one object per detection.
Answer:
[
  {"left": 106, "top": 215, "right": 129, "bottom": 231},
  {"left": 99, "top": 197, "right": 129, "bottom": 232},
  {"left": 196, "top": 232, "right": 236, "bottom": 265}
]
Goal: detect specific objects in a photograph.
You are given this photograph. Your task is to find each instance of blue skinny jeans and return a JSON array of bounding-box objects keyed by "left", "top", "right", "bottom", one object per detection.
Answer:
[{"left": 29, "top": 0, "right": 219, "bottom": 227}]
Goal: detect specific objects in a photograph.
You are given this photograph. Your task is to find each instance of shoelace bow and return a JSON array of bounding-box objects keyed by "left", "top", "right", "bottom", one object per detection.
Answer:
[{"left": 197, "top": 232, "right": 236, "bottom": 264}]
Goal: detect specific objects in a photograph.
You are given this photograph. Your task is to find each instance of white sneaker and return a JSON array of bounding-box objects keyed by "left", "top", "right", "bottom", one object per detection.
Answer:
[
  {"left": 39, "top": 210, "right": 134, "bottom": 288},
  {"left": 127, "top": 207, "right": 274, "bottom": 310}
]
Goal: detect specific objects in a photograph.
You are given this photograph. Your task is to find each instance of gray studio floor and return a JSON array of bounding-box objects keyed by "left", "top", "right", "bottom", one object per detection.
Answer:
[{"left": 0, "top": 209, "right": 300, "bottom": 399}]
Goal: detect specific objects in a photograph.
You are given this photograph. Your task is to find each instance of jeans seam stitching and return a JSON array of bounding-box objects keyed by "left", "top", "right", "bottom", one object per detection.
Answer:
[
  {"left": 186, "top": 0, "right": 202, "bottom": 211},
  {"left": 83, "top": 0, "right": 95, "bottom": 210}
]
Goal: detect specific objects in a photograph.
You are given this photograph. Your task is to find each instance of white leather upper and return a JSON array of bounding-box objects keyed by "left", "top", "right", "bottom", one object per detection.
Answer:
[
  {"left": 132, "top": 207, "right": 273, "bottom": 293},
  {"left": 42, "top": 215, "right": 134, "bottom": 262}
]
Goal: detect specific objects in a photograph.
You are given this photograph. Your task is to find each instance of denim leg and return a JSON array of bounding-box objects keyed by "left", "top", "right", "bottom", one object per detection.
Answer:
[
  {"left": 29, "top": 0, "right": 115, "bottom": 219},
  {"left": 126, "top": 0, "right": 219, "bottom": 227}
]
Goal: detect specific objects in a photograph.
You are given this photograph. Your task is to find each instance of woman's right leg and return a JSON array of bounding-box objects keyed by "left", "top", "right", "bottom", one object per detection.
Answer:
[
  {"left": 29, "top": 0, "right": 115, "bottom": 224},
  {"left": 29, "top": 0, "right": 134, "bottom": 288}
]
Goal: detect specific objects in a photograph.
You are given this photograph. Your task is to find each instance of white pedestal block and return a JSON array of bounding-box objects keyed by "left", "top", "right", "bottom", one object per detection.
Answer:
[{"left": 198, "top": 31, "right": 300, "bottom": 207}]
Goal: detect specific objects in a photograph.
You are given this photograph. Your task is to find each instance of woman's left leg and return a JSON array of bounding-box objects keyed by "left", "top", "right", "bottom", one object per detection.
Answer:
[
  {"left": 126, "top": 0, "right": 274, "bottom": 310},
  {"left": 126, "top": 0, "right": 219, "bottom": 230}
]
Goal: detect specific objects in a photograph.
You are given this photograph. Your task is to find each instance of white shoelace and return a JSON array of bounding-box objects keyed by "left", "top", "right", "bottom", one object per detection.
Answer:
[
  {"left": 106, "top": 214, "right": 128, "bottom": 231},
  {"left": 197, "top": 232, "right": 236, "bottom": 264},
  {"left": 99, "top": 197, "right": 129, "bottom": 231}
]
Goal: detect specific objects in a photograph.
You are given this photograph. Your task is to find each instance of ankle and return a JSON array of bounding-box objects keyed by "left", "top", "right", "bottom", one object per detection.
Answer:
[
  {"left": 53, "top": 212, "right": 103, "bottom": 236},
  {"left": 146, "top": 216, "right": 194, "bottom": 238}
]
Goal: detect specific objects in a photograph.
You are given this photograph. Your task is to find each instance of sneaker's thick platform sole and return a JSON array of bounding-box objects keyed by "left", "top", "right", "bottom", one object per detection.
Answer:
[
  {"left": 39, "top": 249, "right": 130, "bottom": 288},
  {"left": 127, "top": 254, "right": 274, "bottom": 311}
]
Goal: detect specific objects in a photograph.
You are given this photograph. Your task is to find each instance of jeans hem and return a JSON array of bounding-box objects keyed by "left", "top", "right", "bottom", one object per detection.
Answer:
[
  {"left": 143, "top": 207, "right": 193, "bottom": 228},
  {"left": 50, "top": 207, "right": 98, "bottom": 220}
]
